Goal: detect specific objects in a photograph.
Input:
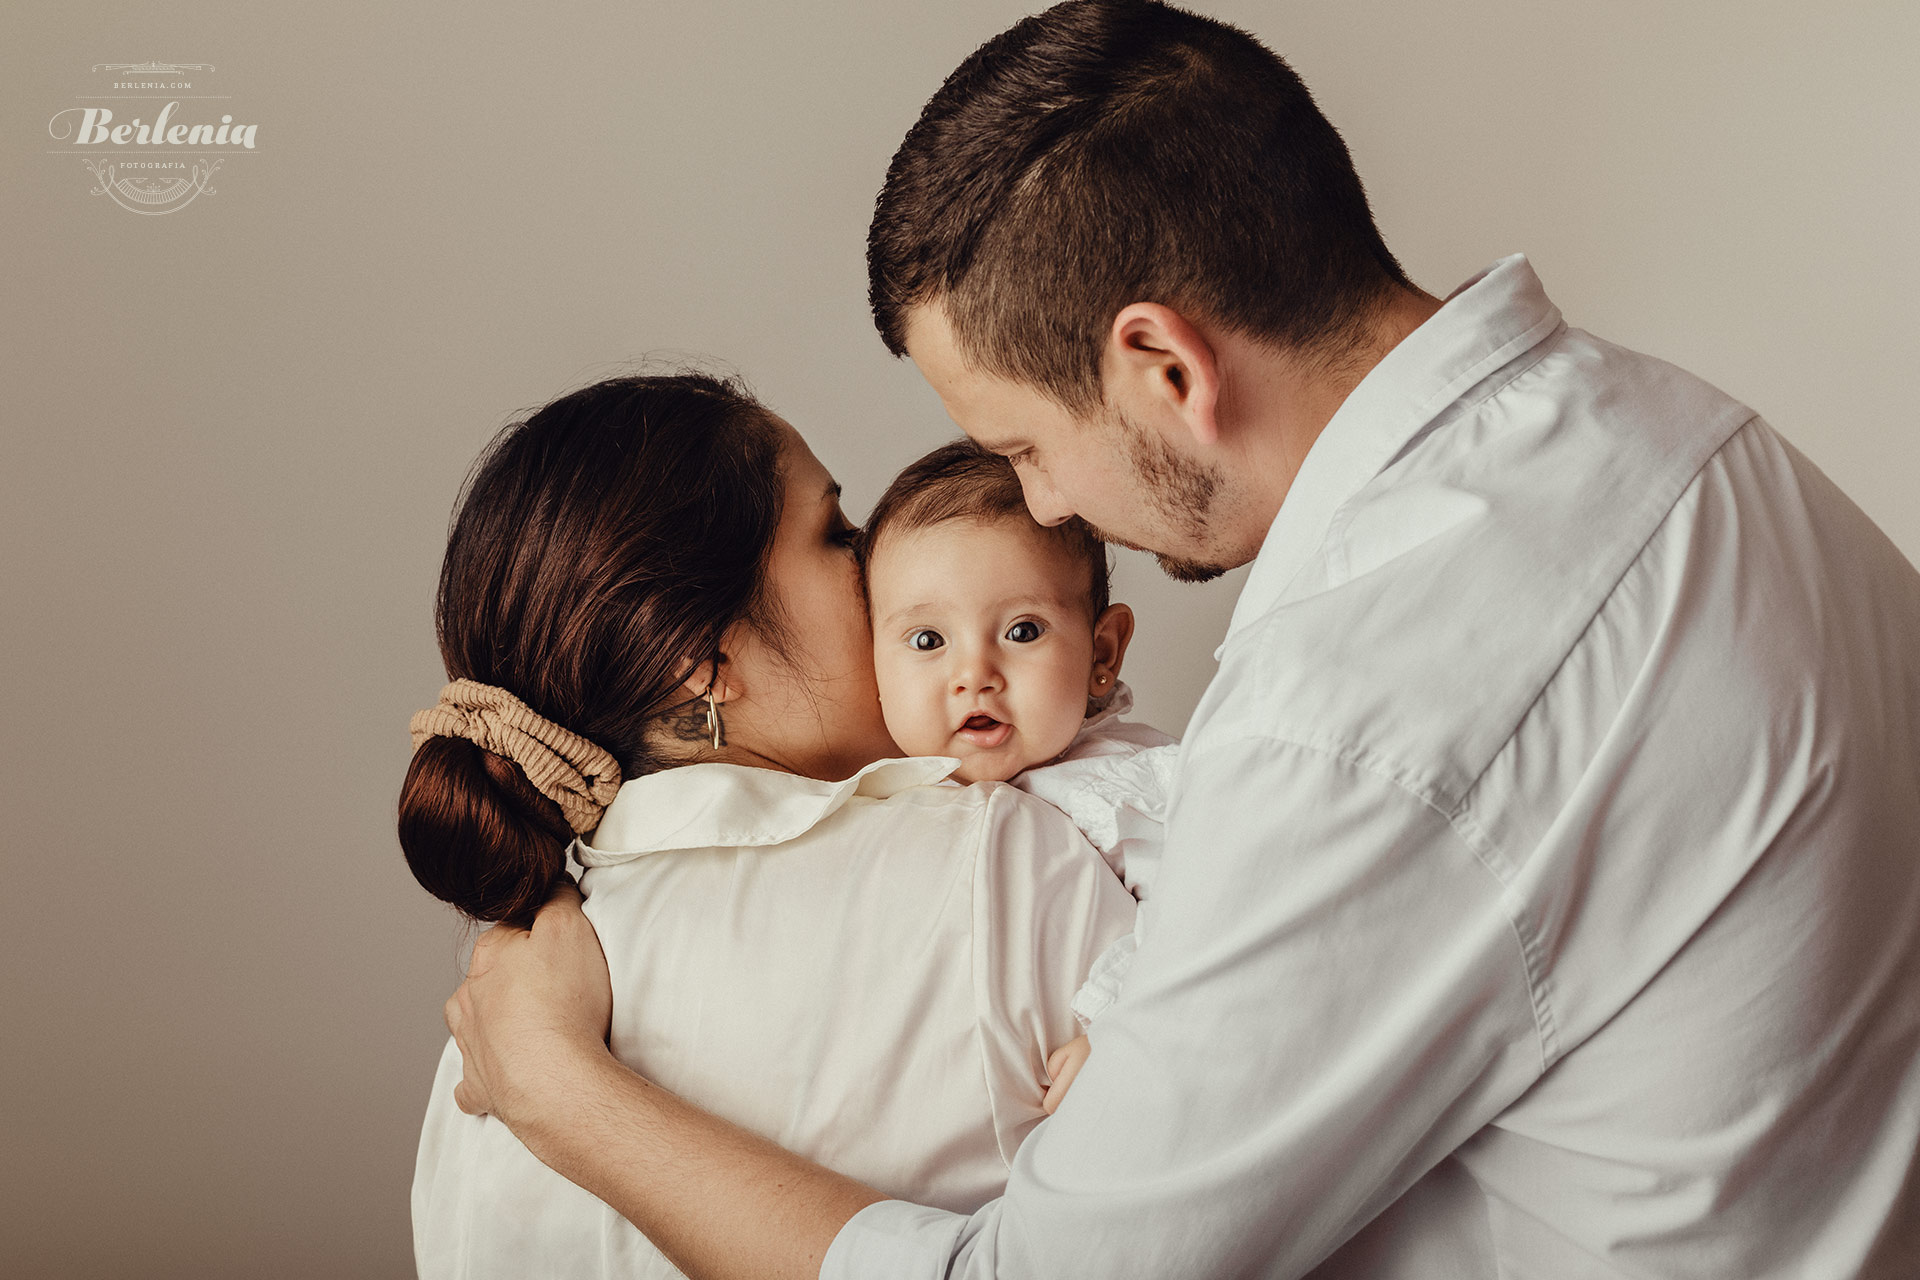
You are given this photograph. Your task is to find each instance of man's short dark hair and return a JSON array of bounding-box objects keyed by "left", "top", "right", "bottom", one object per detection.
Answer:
[
  {"left": 862, "top": 439, "right": 1111, "bottom": 618},
  {"left": 869, "top": 0, "right": 1410, "bottom": 415}
]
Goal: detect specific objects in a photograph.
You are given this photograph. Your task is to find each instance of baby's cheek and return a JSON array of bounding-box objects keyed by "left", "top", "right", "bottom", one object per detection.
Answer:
[
  {"left": 892, "top": 716, "right": 950, "bottom": 758},
  {"left": 875, "top": 673, "right": 944, "bottom": 756},
  {"left": 1032, "top": 677, "right": 1094, "bottom": 756}
]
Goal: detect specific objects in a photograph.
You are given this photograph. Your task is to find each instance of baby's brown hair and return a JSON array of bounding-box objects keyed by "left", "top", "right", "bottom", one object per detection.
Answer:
[{"left": 862, "top": 438, "right": 1110, "bottom": 618}]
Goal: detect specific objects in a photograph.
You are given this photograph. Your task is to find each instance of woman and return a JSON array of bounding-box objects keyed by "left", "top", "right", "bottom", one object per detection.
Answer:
[{"left": 399, "top": 374, "right": 1132, "bottom": 1278}]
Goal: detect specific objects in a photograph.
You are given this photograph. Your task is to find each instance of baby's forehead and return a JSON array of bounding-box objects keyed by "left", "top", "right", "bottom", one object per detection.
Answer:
[
  {"left": 866, "top": 515, "right": 1093, "bottom": 612},
  {"left": 869, "top": 513, "right": 1076, "bottom": 576}
]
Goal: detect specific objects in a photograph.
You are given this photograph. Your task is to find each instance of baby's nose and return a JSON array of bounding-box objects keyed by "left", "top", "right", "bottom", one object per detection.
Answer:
[{"left": 951, "top": 654, "right": 1002, "bottom": 694}]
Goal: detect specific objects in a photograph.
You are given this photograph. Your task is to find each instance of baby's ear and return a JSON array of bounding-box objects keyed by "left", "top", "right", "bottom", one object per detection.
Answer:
[{"left": 1089, "top": 603, "right": 1136, "bottom": 696}]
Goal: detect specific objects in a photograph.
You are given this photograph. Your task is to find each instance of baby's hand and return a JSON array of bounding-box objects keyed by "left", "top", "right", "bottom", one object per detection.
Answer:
[{"left": 1043, "top": 1034, "right": 1092, "bottom": 1114}]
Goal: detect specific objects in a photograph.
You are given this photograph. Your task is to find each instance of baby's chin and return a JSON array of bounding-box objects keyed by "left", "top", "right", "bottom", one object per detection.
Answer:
[
  {"left": 890, "top": 721, "right": 1078, "bottom": 784},
  {"left": 948, "top": 753, "right": 1034, "bottom": 785},
  {"left": 892, "top": 732, "right": 1044, "bottom": 784}
]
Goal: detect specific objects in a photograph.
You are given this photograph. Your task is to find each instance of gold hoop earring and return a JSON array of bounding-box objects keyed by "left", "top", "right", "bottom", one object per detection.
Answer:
[{"left": 705, "top": 686, "right": 724, "bottom": 750}]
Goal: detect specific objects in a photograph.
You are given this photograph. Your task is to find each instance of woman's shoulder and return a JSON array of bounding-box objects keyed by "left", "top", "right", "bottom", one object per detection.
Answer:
[
  {"left": 579, "top": 767, "right": 1022, "bottom": 895},
  {"left": 879, "top": 774, "right": 1096, "bottom": 846},
  {"left": 577, "top": 766, "right": 1105, "bottom": 916},
  {"left": 768, "top": 776, "right": 1115, "bottom": 903}
]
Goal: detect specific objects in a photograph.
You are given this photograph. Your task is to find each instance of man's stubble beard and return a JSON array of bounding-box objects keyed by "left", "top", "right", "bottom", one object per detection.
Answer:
[{"left": 1088, "top": 407, "right": 1234, "bottom": 584}]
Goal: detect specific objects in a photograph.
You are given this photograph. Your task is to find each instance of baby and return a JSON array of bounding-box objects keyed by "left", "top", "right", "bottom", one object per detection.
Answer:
[{"left": 861, "top": 439, "right": 1179, "bottom": 1108}]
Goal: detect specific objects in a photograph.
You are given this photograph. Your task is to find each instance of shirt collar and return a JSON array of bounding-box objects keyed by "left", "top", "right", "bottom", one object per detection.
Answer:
[
  {"left": 1220, "top": 254, "right": 1565, "bottom": 650},
  {"left": 574, "top": 755, "right": 959, "bottom": 866}
]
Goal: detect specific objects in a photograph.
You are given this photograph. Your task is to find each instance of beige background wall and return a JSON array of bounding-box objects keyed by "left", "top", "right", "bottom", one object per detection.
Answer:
[{"left": 3, "top": 2, "right": 1914, "bottom": 1275}]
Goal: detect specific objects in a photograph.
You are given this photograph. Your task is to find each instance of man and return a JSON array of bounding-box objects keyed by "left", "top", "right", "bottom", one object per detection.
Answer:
[{"left": 443, "top": 2, "right": 1920, "bottom": 1275}]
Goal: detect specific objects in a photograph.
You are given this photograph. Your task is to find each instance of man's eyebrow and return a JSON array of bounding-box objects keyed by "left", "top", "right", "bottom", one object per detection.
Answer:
[{"left": 971, "top": 436, "right": 1028, "bottom": 457}]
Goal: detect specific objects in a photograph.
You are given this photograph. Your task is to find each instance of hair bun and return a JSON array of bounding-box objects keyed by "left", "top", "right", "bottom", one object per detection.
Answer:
[{"left": 409, "top": 679, "right": 621, "bottom": 834}]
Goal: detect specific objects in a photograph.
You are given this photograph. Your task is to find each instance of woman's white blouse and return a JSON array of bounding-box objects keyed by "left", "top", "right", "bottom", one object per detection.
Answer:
[
  {"left": 1013, "top": 683, "right": 1178, "bottom": 900},
  {"left": 1010, "top": 684, "right": 1178, "bottom": 1026},
  {"left": 412, "top": 756, "right": 1135, "bottom": 1279}
]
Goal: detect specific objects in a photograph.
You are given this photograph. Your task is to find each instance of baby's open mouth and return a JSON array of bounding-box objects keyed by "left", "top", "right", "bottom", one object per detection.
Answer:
[{"left": 955, "top": 713, "right": 1013, "bottom": 749}]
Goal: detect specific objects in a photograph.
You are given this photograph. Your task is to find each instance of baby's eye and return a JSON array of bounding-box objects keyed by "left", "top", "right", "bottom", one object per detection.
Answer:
[
  {"left": 909, "top": 629, "right": 945, "bottom": 652},
  {"left": 1005, "top": 620, "right": 1045, "bottom": 643}
]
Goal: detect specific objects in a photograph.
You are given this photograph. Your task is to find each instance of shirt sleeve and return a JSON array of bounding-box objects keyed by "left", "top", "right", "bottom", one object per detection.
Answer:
[
  {"left": 1068, "top": 930, "right": 1137, "bottom": 1028},
  {"left": 823, "top": 734, "right": 1544, "bottom": 1280},
  {"left": 1013, "top": 739, "right": 1180, "bottom": 898}
]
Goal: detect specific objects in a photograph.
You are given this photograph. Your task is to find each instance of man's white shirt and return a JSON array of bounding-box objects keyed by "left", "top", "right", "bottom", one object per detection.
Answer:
[{"left": 822, "top": 255, "right": 1920, "bottom": 1278}]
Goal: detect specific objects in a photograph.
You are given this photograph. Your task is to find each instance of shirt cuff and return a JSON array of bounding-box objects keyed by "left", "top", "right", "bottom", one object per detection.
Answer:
[
  {"left": 820, "top": 1199, "right": 973, "bottom": 1280},
  {"left": 1070, "top": 930, "right": 1139, "bottom": 1028}
]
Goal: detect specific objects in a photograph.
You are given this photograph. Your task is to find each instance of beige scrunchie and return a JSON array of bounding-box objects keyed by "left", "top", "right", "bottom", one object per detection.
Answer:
[{"left": 409, "top": 679, "right": 623, "bottom": 834}]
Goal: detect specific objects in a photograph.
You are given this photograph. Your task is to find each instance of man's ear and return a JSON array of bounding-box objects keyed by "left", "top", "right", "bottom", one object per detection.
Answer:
[
  {"left": 1089, "top": 603, "right": 1136, "bottom": 696},
  {"left": 1105, "top": 303, "right": 1223, "bottom": 446}
]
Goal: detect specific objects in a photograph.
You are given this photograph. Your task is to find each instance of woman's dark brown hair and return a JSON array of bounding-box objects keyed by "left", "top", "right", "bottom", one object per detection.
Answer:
[{"left": 398, "top": 373, "right": 787, "bottom": 926}]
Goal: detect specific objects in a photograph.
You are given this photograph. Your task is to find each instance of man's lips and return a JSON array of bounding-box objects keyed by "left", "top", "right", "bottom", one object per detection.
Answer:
[{"left": 954, "top": 712, "right": 1013, "bottom": 749}]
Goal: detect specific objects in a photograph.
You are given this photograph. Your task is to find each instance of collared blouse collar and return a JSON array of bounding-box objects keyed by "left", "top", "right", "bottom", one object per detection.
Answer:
[{"left": 574, "top": 755, "right": 960, "bottom": 867}]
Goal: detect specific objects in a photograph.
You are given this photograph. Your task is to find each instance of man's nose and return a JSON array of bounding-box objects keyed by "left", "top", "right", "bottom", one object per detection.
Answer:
[{"left": 1017, "top": 469, "right": 1074, "bottom": 527}]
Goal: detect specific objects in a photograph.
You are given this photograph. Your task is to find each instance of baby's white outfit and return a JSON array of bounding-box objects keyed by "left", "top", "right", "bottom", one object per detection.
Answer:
[{"left": 1011, "top": 683, "right": 1178, "bottom": 1026}]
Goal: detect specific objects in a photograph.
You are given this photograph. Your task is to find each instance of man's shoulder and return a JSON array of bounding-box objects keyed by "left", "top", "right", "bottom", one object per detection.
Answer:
[{"left": 1203, "top": 332, "right": 1763, "bottom": 810}]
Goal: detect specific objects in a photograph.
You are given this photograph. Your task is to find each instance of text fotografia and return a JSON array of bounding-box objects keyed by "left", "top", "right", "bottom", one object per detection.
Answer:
[
  {"left": 51, "top": 61, "right": 243, "bottom": 216},
  {"left": 50, "top": 103, "right": 257, "bottom": 149}
]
